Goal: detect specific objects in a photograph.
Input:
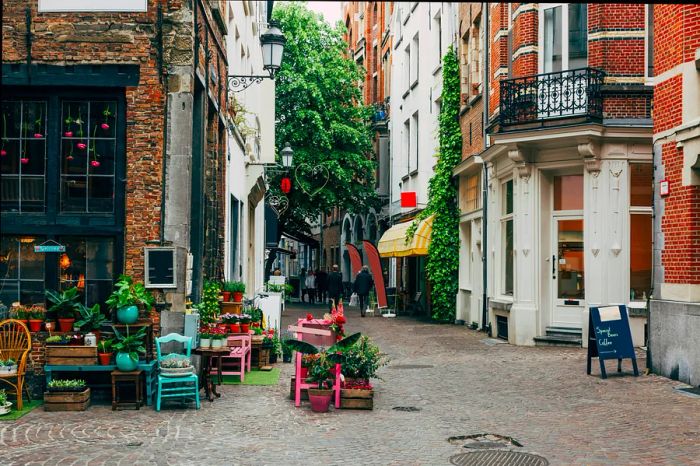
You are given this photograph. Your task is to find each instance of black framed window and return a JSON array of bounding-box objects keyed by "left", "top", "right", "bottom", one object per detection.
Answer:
[
  {"left": 58, "top": 237, "right": 115, "bottom": 307},
  {"left": 1, "top": 100, "right": 48, "bottom": 213},
  {"left": 0, "top": 235, "right": 46, "bottom": 305}
]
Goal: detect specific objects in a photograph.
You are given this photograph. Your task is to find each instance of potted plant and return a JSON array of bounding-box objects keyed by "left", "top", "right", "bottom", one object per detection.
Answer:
[
  {"left": 159, "top": 354, "right": 194, "bottom": 376},
  {"left": 75, "top": 303, "right": 107, "bottom": 340},
  {"left": 220, "top": 313, "right": 240, "bottom": 333},
  {"left": 284, "top": 332, "right": 362, "bottom": 412},
  {"left": 281, "top": 330, "right": 294, "bottom": 363},
  {"left": 194, "top": 281, "right": 221, "bottom": 325},
  {"left": 265, "top": 333, "right": 282, "bottom": 364},
  {"left": 97, "top": 339, "right": 113, "bottom": 366},
  {"left": 220, "top": 282, "right": 232, "bottom": 302},
  {"left": 112, "top": 325, "right": 147, "bottom": 371},
  {"left": 47, "top": 379, "right": 87, "bottom": 392},
  {"left": 238, "top": 314, "right": 251, "bottom": 333},
  {"left": 210, "top": 327, "right": 226, "bottom": 348},
  {"left": 106, "top": 274, "right": 154, "bottom": 324},
  {"left": 46, "top": 287, "right": 82, "bottom": 332},
  {"left": 199, "top": 328, "right": 213, "bottom": 348},
  {"left": 228, "top": 281, "right": 246, "bottom": 303},
  {"left": 11, "top": 305, "right": 29, "bottom": 325},
  {"left": 0, "top": 389, "right": 11, "bottom": 416},
  {"left": 46, "top": 335, "right": 70, "bottom": 345},
  {"left": 0, "top": 359, "right": 17, "bottom": 376},
  {"left": 340, "top": 336, "right": 388, "bottom": 386},
  {"left": 28, "top": 305, "right": 46, "bottom": 332}
]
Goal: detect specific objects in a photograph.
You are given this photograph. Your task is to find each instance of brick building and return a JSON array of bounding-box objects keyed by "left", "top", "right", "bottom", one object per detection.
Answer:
[
  {"left": 649, "top": 4, "right": 700, "bottom": 386},
  {"left": 1, "top": 0, "right": 228, "bottom": 322},
  {"left": 454, "top": 3, "right": 654, "bottom": 346}
]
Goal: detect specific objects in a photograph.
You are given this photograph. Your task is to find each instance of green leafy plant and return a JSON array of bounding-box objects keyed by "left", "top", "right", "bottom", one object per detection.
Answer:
[
  {"left": 284, "top": 332, "right": 362, "bottom": 389},
  {"left": 194, "top": 280, "right": 221, "bottom": 324},
  {"left": 0, "top": 389, "right": 8, "bottom": 405},
  {"left": 112, "top": 325, "right": 147, "bottom": 363},
  {"left": 28, "top": 305, "right": 46, "bottom": 320},
  {"left": 405, "top": 46, "right": 462, "bottom": 322},
  {"left": 281, "top": 330, "right": 294, "bottom": 357},
  {"left": 47, "top": 379, "right": 86, "bottom": 390},
  {"left": 97, "top": 339, "right": 113, "bottom": 354},
  {"left": 45, "top": 287, "right": 82, "bottom": 319},
  {"left": 160, "top": 354, "right": 192, "bottom": 369},
  {"left": 0, "top": 358, "right": 16, "bottom": 367},
  {"left": 105, "top": 274, "right": 155, "bottom": 309},
  {"left": 224, "top": 281, "right": 246, "bottom": 293},
  {"left": 75, "top": 303, "right": 107, "bottom": 331},
  {"left": 340, "top": 336, "right": 388, "bottom": 381},
  {"left": 46, "top": 335, "right": 70, "bottom": 344}
]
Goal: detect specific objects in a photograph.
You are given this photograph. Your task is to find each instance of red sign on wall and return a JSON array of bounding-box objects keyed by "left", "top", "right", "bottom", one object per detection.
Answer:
[{"left": 401, "top": 191, "right": 417, "bottom": 208}]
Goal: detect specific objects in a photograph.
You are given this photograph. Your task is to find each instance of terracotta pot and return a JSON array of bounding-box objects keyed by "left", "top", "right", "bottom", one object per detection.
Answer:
[
  {"left": 233, "top": 292, "right": 243, "bottom": 303},
  {"left": 222, "top": 291, "right": 231, "bottom": 302},
  {"left": 58, "top": 318, "right": 75, "bottom": 332},
  {"left": 240, "top": 323, "right": 250, "bottom": 333},
  {"left": 300, "top": 366, "right": 309, "bottom": 379},
  {"left": 98, "top": 353, "right": 112, "bottom": 365},
  {"left": 230, "top": 323, "right": 241, "bottom": 333},
  {"left": 308, "top": 388, "right": 333, "bottom": 412},
  {"left": 218, "top": 324, "right": 228, "bottom": 332},
  {"left": 28, "top": 320, "right": 43, "bottom": 332}
]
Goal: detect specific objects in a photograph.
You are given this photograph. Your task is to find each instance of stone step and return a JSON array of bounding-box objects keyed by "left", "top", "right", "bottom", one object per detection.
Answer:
[
  {"left": 533, "top": 334, "right": 582, "bottom": 347},
  {"left": 545, "top": 326, "right": 583, "bottom": 337}
]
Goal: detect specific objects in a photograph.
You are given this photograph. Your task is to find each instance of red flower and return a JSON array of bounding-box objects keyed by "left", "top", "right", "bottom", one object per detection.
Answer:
[
  {"left": 101, "top": 123, "right": 110, "bottom": 130},
  {"left": 64, "top": 131, "right": 73, "bottom": 137},
  {"left": 335, "top": 315, "right": 346, "bottom": 324},
  {"left": 306, "top": 313, "right": 313, "bottom": 321}
]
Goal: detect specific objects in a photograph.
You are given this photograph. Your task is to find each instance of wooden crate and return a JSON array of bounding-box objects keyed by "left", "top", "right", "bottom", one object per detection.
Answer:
[
  {"left": 46, "top": 346, "right": 98, "bottom": 365},
  {"left": 340, "top": 388, "right": 374, "bottom": 410},
  {"left": 44, "top": 388, "right": 91, "bottom": 411},
  {"left": 221, "top": 302, "right": 242, "bottom": 315},
  {"left": 289, "top": 377, "right": 309, "bottom": 400}
]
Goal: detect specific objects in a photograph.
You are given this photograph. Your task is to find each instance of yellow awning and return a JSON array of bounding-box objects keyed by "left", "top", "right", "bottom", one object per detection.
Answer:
[{"left": 377, "top": 215, "right": 434, "bottom": 258}]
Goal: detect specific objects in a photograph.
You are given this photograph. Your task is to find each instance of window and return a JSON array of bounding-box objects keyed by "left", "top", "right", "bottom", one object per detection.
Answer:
[
  {"left": 382, "top": 51, "right": 391, "bottom": 99},
  {"left": 0, "top": 236, "right": 46, "bottom": 305},
  {"left": 543, "top": 6, "right": 563, "bottom": 72},
  {"left": 384, "top": 2, "right": 391, "bottom": 29},
  {"left": 541, "top": 4, "right": 587, "bottom": 73},
  {"left": 403, "top": 119, "right": 410, "bottom": 175},
  {"left": 410, "top": 34, "right": 420, "bottom": 86},
  {"left": 465, "top": 173, "right": 481, "bottom": 212},
  {"left": 568, "top": 4, "right": 587, "bottom": 69},
  {"left": 404, "top": 45, "right": 411, "bottom": 92},
  {"left": 630, "top": 163, "right": 652, "bottom": 300},
  {"left": 59, "top": 237, "right": 115, "bottom": 306},
  {"left": 0, "top": 101, "right": 47, "bottom": 213},
  {"left": 410, "top": 112, "right": 419, "bottom": 173},
  {"left": 501, "top": 180, "right": 514, "bottom": 296},
  {"left": 554, "top": 175, "right": 584, "bottom": 211},
  {"left": 434, "top": 11, "right": 443, "bottom": 64}
]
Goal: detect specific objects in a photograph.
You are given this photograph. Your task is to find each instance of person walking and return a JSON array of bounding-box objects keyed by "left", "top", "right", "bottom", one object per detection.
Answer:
[
  {"left": 304, "top": 270, "right": 316, "bottom": 304},
  {"left": 353, "top": 265, "right": 374, "bottom": 317},
  {"left": 299, "top": 268, "right": 307, "bottom": 303},
  {"left": 327, "top": 264, "right": 344, "bottom": 310},
  {"left": 315, "top": 268, "right": 327, "bottom": 304}
]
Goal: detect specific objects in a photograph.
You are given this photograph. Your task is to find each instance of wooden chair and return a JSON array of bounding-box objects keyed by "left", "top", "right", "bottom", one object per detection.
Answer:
[
  {"left": 210, "top": 335, "right": 251, "bottom": 382},
  {"left": 288, "top": 321, "right": 341, "bottom": 408},
  {"left": 0, "top": 319, "right": 32, "bottom": 410},
  {"left": 155, "top": 333, "right": 200, "bottom": 411}
]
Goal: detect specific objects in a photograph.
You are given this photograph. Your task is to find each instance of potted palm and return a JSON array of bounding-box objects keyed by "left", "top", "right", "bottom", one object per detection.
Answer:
[
  {"left": 229, "top": 281, "right": 246, "bottom": 303},
  {"left": 28, "top": 305, "right": 46, "bottom": 332},
  {"left": 112, "top": 325, "right": 147, "bottom": 371},
  {"left": 97, "top": 339, "right": 113, "bottom": 365},
  {"left": 46, "top": 287, "right": 82, "bottom": 332},
  {"left": 75, "top": 303, "right": 108, "bottom": 340},
  {"left": 106, "top": 274, "right": 154, "bottom": 324}
]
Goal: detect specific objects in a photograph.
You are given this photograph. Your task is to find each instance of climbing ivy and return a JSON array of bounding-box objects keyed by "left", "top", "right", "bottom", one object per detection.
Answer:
[{"left": 408, "top": 46, "right": 462, "bottom": 322}]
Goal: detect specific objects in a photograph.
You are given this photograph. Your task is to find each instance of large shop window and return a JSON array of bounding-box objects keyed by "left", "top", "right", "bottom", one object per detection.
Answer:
[
  {"left": 501, "top": 180, "right": 514, "bottom": 296},
  {"left": 630, "top": 164, "right": 652, "bottom": 301},
  {"left": 0, "top": 236, "right": 46, "bottom": 305},
  {"left": 59, "top": 237, "right": 115, "bottom": 307}
]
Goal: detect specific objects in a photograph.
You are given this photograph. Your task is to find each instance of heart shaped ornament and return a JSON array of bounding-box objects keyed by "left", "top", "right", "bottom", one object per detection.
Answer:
[
  {"left": 268, "top": 195, "right": 289, "bottom": 217},
  {"left": 294, "top": 163, "right": 330, "bottom": 198}
]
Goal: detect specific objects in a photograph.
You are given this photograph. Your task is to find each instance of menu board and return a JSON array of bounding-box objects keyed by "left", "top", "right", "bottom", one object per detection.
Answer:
[{"left": 587, "top": 305, "right": 639, "bottom": 379}]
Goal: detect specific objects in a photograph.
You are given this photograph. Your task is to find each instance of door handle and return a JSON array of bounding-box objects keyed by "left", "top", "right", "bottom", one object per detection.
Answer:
[{"left": 552, "top": 255, "right": 556, "bottom": 279}]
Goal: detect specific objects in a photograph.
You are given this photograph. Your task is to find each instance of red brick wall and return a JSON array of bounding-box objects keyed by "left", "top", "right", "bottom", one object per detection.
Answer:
[{"left": 511, "top": 4, "right": 537, "bottom": 79}]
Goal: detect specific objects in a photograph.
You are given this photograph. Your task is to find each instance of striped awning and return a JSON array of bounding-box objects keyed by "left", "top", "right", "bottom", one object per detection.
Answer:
[{"left": 377, "top": 215, "right": 434, "bottom": 258}]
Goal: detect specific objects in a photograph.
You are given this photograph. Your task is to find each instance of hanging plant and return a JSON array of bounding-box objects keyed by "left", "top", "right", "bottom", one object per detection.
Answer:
[
  {"left": 64, "top": 106, "right": 74, "bottom": 137},
  {"left": 75, "top": 108, "right": 85, "bottom": 150},
  {"left": 88, "top": 124, "right": 100, "bottom": 167},
  {"left": 20, "top": 120, "right": 30, "bottom": 165},
  {"left": 101, "top": 105, "right": 111, "bottom": 131},
  {"left": 33, "top": 106, "right": 43, "bottom": 138},
  {"left": 1, "top": 114, "right": 7, "bottom": 157}
]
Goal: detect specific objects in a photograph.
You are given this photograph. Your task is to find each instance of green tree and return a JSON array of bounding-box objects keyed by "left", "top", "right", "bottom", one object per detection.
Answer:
[{"left": 266, "top": 2, "right": 377, "bottom": 275}]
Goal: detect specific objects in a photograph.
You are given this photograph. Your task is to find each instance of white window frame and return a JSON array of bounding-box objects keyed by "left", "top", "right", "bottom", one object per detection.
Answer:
[
  {"left": 403, "top": 119, "right": 411, "bottom": 175},
  {"left": 538, "top": 3, "right": 589, "bottom": 73},
  {"left": 404, "top": 44, "right": 411, "bottom": 93},
  {"left": 500, "top": 179, "right": 515, "bottom": 298},
  {"left": 410, "top": 112, "right": 419, "bottom": 173},
  {"left": 410, "top": 33, "right": 420, "bottom": 88}
]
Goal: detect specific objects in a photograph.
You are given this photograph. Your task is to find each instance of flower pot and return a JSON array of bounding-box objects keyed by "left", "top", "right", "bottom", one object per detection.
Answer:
[
  {"left": 308, "top": 388, "right": 334, "bottom": 413},
  {"left": 199, "top": 338, "right": 211, "bottom": 348},
  {"left": 230, "top": 323, "right": 241, "bottom": 333},
  {"left": 98, "top": 353, "right": 112, "bottom": 365},
  {"left": 116, "top": 305, "right": 139, "bottom": 324},
  {"left": 232, "top": 292, "right": 244, "bottom": 303},
  {"left": 222, "top": 291, "right": 231, "bottom": 302},
  {"left": 160, "top": 366, "right": 193, "bottom": 377},
  {"left": 240, "top": 323, "right": 250, "bottom": 333},
  {"left": 300, "top": 366, "right": 309, "bottom": 379},
  {"left": 283, "top": 353, "right": 292, "bottom": 363},
  {"left": 269, "top": 353, "right": 278, "bottom": 364},
  {"left": 211, "top": 339, "right": 224, "bottom": 349},
  {"left": 28, "top": 319, "right": 43, "bottom": 332},
  {"left": 116, "top": 352, "right": 138, "bottom": 371},
  {"left": 0, "top": 365, "right": 18, "bottom": 376},
  {"left": 217, "top": 324, "right": 228, "bottom": 332},
  {"left": 0, "top": 401, "right": 12, "bottom": 416},
  {"left": 57, "top": 318, "right": 75, "bottom": 332}
]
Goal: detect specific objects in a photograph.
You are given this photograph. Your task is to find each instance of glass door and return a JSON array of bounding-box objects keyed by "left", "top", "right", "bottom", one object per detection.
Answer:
[{"left": 552, "top": 218, "right": 585, "bottom": 327}]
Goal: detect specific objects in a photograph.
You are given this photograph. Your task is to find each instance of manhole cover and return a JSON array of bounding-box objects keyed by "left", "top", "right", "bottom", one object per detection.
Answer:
[
  {"left": 448, "top": 433, "right": 522, "bottom": 449},
  {"left": 449, "top": 451, "right": 548, "bottom": 466},
  {"left": 387, "top": 364, "right": 434, "bottom": 369},
  {"left": 393, "top": 406, "right": 421, "bottom": 412}
]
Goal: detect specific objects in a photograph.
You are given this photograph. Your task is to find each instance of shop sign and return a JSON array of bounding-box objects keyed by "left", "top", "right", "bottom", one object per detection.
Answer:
[
  {"left": 586, "top": 305, "right": 639, "bottom": 379},
  {"left": 34, "top": 240, "right": 65, "bottom": 253}
]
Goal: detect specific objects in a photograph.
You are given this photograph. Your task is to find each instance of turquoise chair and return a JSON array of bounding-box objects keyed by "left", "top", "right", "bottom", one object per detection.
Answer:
[{"left": 155, "top": 333, "right": 200, "bottom": 411}]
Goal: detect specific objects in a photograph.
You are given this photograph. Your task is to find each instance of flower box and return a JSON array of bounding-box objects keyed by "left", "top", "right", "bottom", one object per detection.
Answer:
[
  {"left": 46, "top": 345, "right": 97, "bottom": 365},
  {"left": 340, "top": 388, "right": 374, "bottom": 410},
  {"left": 44, "top": 388, "right": 91, "bottom": 411}
]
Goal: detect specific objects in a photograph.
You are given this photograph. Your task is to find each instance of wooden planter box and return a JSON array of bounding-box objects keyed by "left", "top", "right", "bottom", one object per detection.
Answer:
[
  {"left": 46, "top": 345, "right": 97, "bottom": 365},
  {"left": 221, "top": 301, "right": 242, "bottom": 315},
  {"left": 44, "top": 388, "right": 91, "bottom": 411},
  {"left": 340, "top": 388, "right": 374, "bottom": 410},
  {"left": 289, "top": 377, "right": 309, "bottom": 400}
]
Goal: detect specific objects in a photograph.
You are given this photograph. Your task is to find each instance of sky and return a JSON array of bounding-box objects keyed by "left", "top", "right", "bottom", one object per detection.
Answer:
[{"left": 305, "top": 1, "right": 343, "bottom": 25}]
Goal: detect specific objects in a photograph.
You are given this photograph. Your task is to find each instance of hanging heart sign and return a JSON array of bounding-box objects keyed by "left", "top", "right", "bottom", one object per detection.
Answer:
[
  {"left": 267, "top": 195, "right": 289, "bottom": 217},
  {"left": 294, "top": 163, "right": 330, "bottom": 198}
]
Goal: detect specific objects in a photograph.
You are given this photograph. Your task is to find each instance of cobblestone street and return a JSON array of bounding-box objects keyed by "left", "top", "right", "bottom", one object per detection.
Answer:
[{"left": 1, "top": 303, "right": 699, "bottom": 466}]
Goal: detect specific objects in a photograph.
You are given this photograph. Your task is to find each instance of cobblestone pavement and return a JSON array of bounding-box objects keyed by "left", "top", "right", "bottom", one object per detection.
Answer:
[{"left": 2, "top": 303, "right": 699, "bottom": 466}]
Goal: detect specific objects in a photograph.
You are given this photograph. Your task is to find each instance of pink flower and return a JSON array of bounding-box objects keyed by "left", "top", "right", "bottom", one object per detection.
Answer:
[
  {"left": 0, "top": 149, "right": 6, "bottom": 157},
  {"left": 33, "top": 133, "right": 43, "bottom": 138},
  {"left": 76, "top": 143, "right": 87, "bottom": 150},
  {"left": 101, "top": 123, "right": 110, "bottom": 130},
  {"left": 66, "top": 155, "right": 74, "bottom": 161},
  {"left": 20, "top": 157, "right": 30, "bottom": 164},
  {"left": 90, "top": 160, "right": 101, "bottom": 168},
  {"left": 64, "top": 131, "right": 73, "bottom": 137}
]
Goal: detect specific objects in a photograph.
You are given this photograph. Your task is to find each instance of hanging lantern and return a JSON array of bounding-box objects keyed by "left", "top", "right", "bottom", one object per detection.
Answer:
[
  {"left": 60, "top": 253, "right": 71, "bottom": 270},
  {"left": 280, "top": 176, "right": 292, "bottom": 194}
]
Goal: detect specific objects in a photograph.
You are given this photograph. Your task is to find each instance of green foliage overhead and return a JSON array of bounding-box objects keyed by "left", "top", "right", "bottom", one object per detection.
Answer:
[
  {"left": 408, "top": 46, "right": 462, "bottom": 322},
  {"left": 271, "top": 3, "right": 378, "bottom": 235}
]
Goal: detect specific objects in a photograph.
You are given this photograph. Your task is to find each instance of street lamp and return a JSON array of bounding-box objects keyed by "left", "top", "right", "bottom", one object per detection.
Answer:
[
  {"left": 228, "top": 21, "right": 286, "bottom": 92},
  {"left": 281, "top": 142, "right": 294, "bottom": 168}
]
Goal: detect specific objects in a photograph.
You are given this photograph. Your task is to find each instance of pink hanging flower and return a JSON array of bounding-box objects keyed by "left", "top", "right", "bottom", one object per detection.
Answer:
[
  {"left": 0, "top": 149, "right": 6, "bottom": 157},
  {"left": 66, "top": 155, "right": 74, "bottom": 161},
  {"left": 101, "top": 123, "right": 110, "bottom": 130},
  {"left": 76, "top": 143, "right": 87, "bottom": 150},
  {"left": 33, "top": 133, "right": 43, "bottom": 138},
  {"left": 90, "top": 160, "right": 101, "bottom": 168},
  {"left": 20, "top": 157, "right": 30, "bottom": 165},
  {"left": 64, "top": 131, "right": 73, "bottom": 137}
]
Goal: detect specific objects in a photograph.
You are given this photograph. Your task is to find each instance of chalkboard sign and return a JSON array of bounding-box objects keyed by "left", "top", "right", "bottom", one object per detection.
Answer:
[
  {"left": 144, "top": 247, "right": 177, "bottom": 288},
  {"left": 587, "top": 305, "right": 638, "bottom": 379}
]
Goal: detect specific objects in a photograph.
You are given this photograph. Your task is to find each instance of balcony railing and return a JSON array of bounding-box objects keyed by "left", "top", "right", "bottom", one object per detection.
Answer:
[{"left": 499, "top": 67, "right": 605, "bottom": 128}]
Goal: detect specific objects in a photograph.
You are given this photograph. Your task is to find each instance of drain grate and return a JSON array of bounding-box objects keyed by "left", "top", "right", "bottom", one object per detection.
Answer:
[
  {"left": 449, "top": 451, "right": 548, "bottom": 466},
  {"left": 448, "top": 433, "right": 522, "bottom": 449},
  {"left": 393, "top": 406, "right": 421, "bottom": 412},
  {"left": 387, "top": 364, "right": 434, "bottom": 369}
]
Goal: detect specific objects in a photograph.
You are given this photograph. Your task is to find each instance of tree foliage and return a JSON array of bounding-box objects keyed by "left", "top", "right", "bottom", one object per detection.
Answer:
[{"left": 271, "top": 3, "right": 378, "bottom": 236}]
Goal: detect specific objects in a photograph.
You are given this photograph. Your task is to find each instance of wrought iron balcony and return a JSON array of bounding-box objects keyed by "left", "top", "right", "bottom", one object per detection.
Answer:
[{"left": 499, "top": 67, "right": 605, "bottom": 128}]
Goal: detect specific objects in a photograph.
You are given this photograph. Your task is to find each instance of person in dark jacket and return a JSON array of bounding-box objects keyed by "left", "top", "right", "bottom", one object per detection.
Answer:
[
  {"left": 315, "top": 268, "right": 327, "bottom": 304},
  {"left": 327, "top": 264, "right": 344, "bottom": 309},
  {"left": 353, "top": 266, "right": 374, "bottom": 317}
]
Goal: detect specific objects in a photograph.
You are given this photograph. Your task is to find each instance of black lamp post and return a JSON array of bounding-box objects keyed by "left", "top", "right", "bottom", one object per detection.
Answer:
[{"left": 228, "top": 21, "right": 286, "bottom": 92}]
